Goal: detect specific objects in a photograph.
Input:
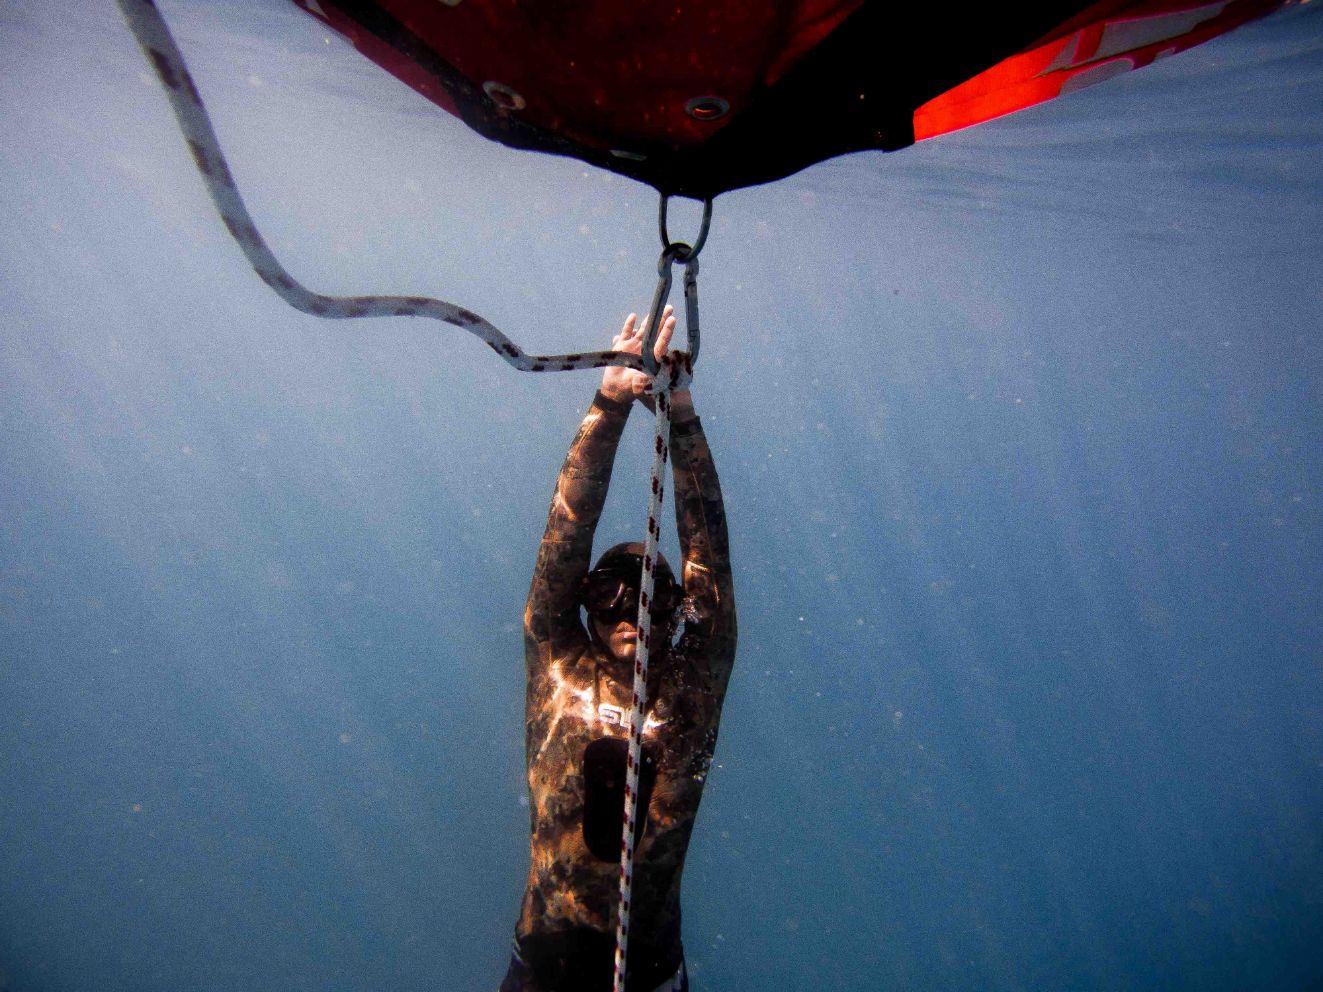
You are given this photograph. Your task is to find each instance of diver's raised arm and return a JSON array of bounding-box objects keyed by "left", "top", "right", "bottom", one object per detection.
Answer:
[
  {"left": 670, "top": 394, "right": 737, "bottom": 694},
  {"left": 523, "top": 309, "right": 677, "bottom": 656}
]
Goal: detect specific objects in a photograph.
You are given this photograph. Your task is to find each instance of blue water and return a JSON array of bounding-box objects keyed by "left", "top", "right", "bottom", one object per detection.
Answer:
[{"left": 2, "top": 2, "right": 1321, "bottom": 989}]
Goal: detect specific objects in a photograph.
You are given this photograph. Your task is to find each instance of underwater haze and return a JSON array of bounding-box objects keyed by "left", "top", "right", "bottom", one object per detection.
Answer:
[{"left": 2, "top": 1, "right": 1322, "bottom": 989}]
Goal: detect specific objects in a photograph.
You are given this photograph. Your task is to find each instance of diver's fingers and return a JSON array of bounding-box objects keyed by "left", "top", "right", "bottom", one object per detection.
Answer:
[
  {"left": 619, "top": 312, "right": 638, "bottom": 341},
  {"left": 641, "top": 304, "right": 673, "bottom": 335},
  {"left": 655, "top": 312, "right": 677, "bottom": 360},
  {"left": 639, "top": 304, "right": 674, "bottom": 352}
]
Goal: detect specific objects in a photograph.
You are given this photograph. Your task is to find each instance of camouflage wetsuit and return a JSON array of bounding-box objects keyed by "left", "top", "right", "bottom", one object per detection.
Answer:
[{"left": 501, "top": 390, "right": 736, "bottom": 992}]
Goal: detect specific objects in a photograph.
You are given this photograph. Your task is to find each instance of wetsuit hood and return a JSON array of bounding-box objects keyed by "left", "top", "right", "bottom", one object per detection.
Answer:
[{"left": 592, "top": 541, "right": 676, "bottom": 589}]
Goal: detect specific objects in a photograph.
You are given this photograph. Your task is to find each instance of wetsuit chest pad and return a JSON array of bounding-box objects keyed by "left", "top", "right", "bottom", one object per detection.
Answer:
[{"left": 582, "top": 736, "right": 659, "bottom": 862}]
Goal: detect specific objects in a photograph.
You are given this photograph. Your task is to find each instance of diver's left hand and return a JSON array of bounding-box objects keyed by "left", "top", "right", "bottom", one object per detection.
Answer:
[{"left": 600, "top": 305, "right": 676, "bottom": 405}]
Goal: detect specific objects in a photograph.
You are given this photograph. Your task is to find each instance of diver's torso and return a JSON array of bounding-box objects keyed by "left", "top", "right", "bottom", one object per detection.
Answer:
[{"left": 517, "top": 642, "right": 719, "bottom": 945}]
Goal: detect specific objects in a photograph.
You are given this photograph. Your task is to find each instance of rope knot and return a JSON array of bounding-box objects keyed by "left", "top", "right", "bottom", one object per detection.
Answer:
[{"left": 646, "top": 352, "right": 693, "bottom": 395}]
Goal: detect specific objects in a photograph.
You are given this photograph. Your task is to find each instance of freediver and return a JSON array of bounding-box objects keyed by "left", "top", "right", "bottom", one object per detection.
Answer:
[{"left": 500, "top": 305, "right": 737, "bottom": 992}]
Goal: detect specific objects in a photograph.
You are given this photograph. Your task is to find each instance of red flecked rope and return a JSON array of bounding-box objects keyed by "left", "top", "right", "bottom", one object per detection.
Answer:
[
  {"left": 115, "top": 0, "right": 647, "bottom": 377},
  {"left": 613, "top": 355, "right": 691, "bottom": 992}
]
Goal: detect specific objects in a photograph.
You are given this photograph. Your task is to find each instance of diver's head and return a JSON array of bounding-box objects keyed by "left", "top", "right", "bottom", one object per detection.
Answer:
[{"left": 582, "top": 542, "right": 682, "bottom": 666}]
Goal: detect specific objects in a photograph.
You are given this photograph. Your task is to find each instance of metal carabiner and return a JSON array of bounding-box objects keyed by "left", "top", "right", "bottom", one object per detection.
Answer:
[
  {"left": 642, "top": 196, "right": 712, "bottom": 375},
  {"left": 681, "top": 254, "right": 700, "bottom": 367}
]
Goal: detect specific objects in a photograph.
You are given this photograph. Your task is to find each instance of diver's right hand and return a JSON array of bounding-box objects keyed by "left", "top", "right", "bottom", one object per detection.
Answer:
[{"left": 600, "top": 305, "right": 675, "bottom": 404}]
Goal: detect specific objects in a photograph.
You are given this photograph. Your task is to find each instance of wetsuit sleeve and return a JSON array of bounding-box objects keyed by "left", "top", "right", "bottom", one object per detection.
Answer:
[
  {"left": 670, "top": 413, "right": 737, "bottom": 695},
  {"left": 524, "top": 390, "right": 633, "bottom": 665}
]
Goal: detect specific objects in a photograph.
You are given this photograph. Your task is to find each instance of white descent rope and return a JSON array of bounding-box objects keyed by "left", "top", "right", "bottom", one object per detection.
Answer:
[
  {"left": 114, "top": 0, "right": 647, "bottom": 377},
  {"left": 613, "top": 354, "right": 692, "bottom": 992}
]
